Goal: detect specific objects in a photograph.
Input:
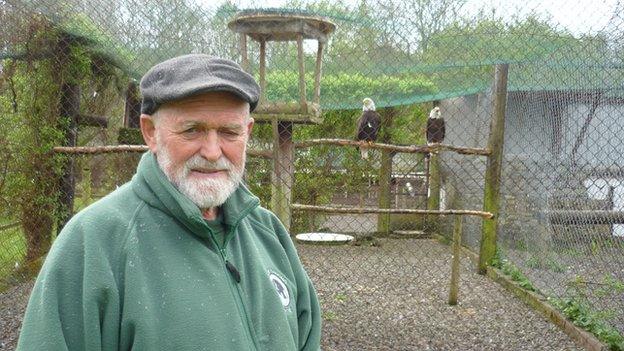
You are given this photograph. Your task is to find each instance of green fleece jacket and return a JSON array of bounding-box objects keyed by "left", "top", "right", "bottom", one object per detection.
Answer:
[{"left": 17, "top": 152, "right": 321, "bottom": 351}]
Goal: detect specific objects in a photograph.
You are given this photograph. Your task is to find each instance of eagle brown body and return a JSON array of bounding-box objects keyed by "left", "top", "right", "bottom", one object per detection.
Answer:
[
  {"left": 355, "top": 98, "right": 381, "bottom": 159},
  {"left": 426, "top": 107, "right": 445, "bottom": 143}
]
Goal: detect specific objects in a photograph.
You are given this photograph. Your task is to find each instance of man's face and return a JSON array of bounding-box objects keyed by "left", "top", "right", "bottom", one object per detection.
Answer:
[{"left": 140, "top": 91, "right": 254, "bottom": 209}]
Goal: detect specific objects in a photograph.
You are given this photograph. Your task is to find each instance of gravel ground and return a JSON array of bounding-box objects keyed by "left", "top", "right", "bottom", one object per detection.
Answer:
[
  {"left": 1, "top": 238, "right": 583, "bottom": 350},
  {"left": 298, "top": 238, "right": 583, "bottom": 351},
  {"left": 0, "top": 280, "right": 31, "bottom": 350}
]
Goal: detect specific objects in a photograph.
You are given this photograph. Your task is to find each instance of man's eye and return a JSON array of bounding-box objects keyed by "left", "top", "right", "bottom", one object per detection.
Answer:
[
  {"left": 221, "top": 129, "right": 240, "bottom": 136},
  {"left": 183, "top": 127, "right": 199, "bottom": 134}
]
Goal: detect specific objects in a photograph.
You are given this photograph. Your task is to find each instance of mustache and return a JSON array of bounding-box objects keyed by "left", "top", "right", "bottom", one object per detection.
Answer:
[{"left": 183, "top": 154, "right": 233, "bottom": 173}]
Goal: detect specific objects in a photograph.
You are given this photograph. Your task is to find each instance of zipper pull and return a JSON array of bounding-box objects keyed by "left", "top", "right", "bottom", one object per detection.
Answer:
[{"left": 225, "top": 260, "right": 241, "bottom": 283}]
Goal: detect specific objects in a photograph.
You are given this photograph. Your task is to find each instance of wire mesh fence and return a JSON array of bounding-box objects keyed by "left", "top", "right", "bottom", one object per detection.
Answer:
[{"left": 1, "top": 0, "right": 624, "bottom": 349}]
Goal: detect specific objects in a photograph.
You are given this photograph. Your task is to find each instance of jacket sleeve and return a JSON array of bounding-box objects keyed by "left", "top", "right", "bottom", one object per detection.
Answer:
[
  {"left": 16, "top": 216, "right": 122, "bottom": 351},
  {"left": 271, "top": 215, "right": 322, "bottom": 351}
]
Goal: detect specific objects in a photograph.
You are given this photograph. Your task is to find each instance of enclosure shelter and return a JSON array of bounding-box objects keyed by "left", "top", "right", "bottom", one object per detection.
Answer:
[{"left": 1, "top": 0, "right": 624, "bottom": 349}]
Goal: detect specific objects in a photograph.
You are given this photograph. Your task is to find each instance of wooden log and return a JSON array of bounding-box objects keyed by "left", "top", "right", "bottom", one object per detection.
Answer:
[
  {"left": 313, "top": 41, "right": 323, "bottom": 104},
  {"left": 545, "top": 210, "right": 624, "bottom": 225},
  {"left": 0, "top": 221, "right": 21, "bottom": 231},
  {"left": 58, "top": 81, "right": 80, "bottom": 231},
  {"left": 377, "top": 107, "right": 396, "bottom": 236},
  {"left": 228, "top": 13, "right": 335, "bottom": 43},
  {"left": 76, "top": 114, "right": 108, "bottom": 128},
  {"left": 52, "top": 145, "right": 273, "bottom": 159},
  {"left": 124, "top": 81, "right": 141, "bottom": 128},
  {"left": 426, "top": 152, "right": 441, "bottom": 231},
  {"left": 291, "top": 204, "right": 494, "bottom": 218},
  {"left": 271, "top": 120, "right": 295, "bottom": 231},
  {"left": 259, "top": 39, "right": 267, "bottom": 104},
  {"left": 297, "top": 34, "right": 307, "bottom": 109},
  {"left": 479, "top": 64, "right": 509, "bottom": 274},
  {"left": 294, "top": 138, "right": 490, "bottom": 156},
  {"left": 239, "top": 34, "right": 249, "bottom": 72},
  {"left": 449, "top": 215, "right": 462, "bottom": 305}
]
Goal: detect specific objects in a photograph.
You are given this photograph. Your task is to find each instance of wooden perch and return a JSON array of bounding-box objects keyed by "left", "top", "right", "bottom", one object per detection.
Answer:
[
  {"left": 53, "top": 145, "right": 273, "bottom": 159},
  {"left": 77, "top": 114, "right": 108, "bottom": 128},
  {"left": 292, "top": 203, "right": 494, "bottom": 219},
  {"left": 545, "top": 210, "right": 624, "bottom": 225},
  {"left": 0, "top": 221, "right": 21, "bottom": 231},
  {"left": 293, "top": 139, "right": 490, "bottom": 156}
]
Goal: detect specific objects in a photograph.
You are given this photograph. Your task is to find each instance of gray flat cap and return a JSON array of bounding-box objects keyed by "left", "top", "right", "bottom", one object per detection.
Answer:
[{"left": 140, "top": 54, "right": 260, "bottom": 114}]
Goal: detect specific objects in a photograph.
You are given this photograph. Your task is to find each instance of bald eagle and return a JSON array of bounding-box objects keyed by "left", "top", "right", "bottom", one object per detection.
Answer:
[
  {"left": 355, "top": 98, "right": 381, "bottom": 159},
  {"left": 426, "top": 106, "right": 445, "bottom": 144}
]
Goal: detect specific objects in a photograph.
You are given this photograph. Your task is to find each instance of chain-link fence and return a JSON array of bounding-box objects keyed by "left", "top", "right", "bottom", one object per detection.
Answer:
[{"left": 1, "top": 0, "right": 624, "bottom": 350}]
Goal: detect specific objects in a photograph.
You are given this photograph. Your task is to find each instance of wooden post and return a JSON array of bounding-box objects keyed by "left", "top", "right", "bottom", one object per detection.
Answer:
[
  {"left": 377, "top": 107, "right": 396, "bottom": 235},
  {"left": 259, "top": 39, "right": 267, "bottom": 104},
  {"left": 296, "top": 34, "right": 307, "bottom": 110},
  {"left": 124, "top": 81, "right": 140, "bottom": 128},
  {"left": 239, "top": 34, "right": 249, "bottom": 72},
  {"left": 426, "top": 152, "right": 441, "bottom": 232},
  {"left": 313, "top": 41, "right": 324, "bottom": 104},
  {"left": 479, "top": 64, "right": 509, "bottom": 274},
  {"left": 271, "top": 119, "right": 294, "bottom": 231},
  {"left": 58, "top": 83, "right": 80, "bottom": 231},
  {"left": 449, "top": 215, "right": 462, "bottom": 305}
]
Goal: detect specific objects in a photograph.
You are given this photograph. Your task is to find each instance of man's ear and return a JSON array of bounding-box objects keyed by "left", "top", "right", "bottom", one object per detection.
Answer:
[
  {"left": 140, "top": 114, "right": 158, "bottom": 153},
  {"left": 246, "top": 117, "right": 254, "bottom": 137}
]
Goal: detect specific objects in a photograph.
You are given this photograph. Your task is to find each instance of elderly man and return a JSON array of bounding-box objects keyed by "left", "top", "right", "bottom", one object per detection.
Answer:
[{"left": 17, "top": 54, "right": 321, "bottom": 351}]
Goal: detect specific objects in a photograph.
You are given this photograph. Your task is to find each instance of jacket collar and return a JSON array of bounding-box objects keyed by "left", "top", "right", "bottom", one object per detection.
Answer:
[{"left": 131, "top": 152, "right": 260, "bottom": 239}]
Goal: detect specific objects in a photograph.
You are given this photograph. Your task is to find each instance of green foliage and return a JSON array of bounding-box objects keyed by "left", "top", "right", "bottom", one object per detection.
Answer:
[
  {"left": 334, "top": 292, "right": 348, "bottom": 302},
  {"left": 0, "top": 16, "right": 127, "bottom": 266},
  {"left": 264, "top": 70, "right": 436, "bottom": 110},
  {"left": 490, "top": 251, "right": 536, "bottom": 291},
  {"left": 322, "top": 310, "right": 338, "bottom": 321},
  {"left": 118, "top": 127, "right": 145, "bottom": 145},
  {"left": 525, "top": 254, "right": 566, "bottom": 273},
  {"left": 550, "top": 295, "right": 624, "bottom": 350}
]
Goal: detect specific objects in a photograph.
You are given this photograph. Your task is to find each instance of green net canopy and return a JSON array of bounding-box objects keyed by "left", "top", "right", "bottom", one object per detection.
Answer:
[{"left": 2, "top": 0, "right": 623, "bottom": 110}]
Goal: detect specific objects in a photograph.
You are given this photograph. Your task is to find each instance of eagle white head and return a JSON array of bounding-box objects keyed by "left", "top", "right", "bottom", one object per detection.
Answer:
[
  {"left": 363, "top": 98, "right": 376, "bottom": 111},
  {"left": 429, "top": 106, "right": 441, "bottom": 119}
]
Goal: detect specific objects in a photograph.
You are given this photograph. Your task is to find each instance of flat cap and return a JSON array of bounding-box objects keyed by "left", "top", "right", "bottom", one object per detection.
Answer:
[{"left": 140, "top": 54, "right": 260, "bottom": 114}]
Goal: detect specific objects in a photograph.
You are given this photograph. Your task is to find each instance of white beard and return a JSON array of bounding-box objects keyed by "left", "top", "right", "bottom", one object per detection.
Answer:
[{"left": 156, "top": 139, "right": 245, "bottom": 209}]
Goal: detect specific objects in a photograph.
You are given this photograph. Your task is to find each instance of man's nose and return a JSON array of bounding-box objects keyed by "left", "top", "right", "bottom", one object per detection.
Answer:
[{"left": 199, "top": 130, "right": 222, "bottom": 162}]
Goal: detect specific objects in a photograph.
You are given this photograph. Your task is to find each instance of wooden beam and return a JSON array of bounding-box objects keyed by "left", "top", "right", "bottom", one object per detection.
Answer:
[
  {"left": 239, "top": 34, "right": 249, "bottom": 72},
  {"left": 124, "top": 81, "right": 140, "bottom": 128},
  {"left": 449, "top": 215, "right": 462, "bottom": 305},
  {"left": 479, "top": 64, "right": 509, "bottom": 274},
  {"left": 52, "top": 145, "right": 273, "bottom": 159},
  {"left": 313, "top": 41, "right": 323, "bottom": 104},
  {"left": 426, "top": 152, "right": 441, "bottom": 231},
  {"left": 294, "top": 138, "right": 490, "bottom": 156},
  {"left": 377, "top": 107, "right": 396, "bottom": 236},
  {"left": 76, "top": 114, "right": 108, "bottom": 128},
  {"left": 58, "top": 82, "right": 80, "bottom": 231},
  {"left": 292, "top": 204, "right": 494, "bottom": 218},
  {"left": 259, "top": 39, "right": 267, "bottom": 104},
  {"left": 271, "top": 120, "right": 295, "bottom": 230},
  {"left": 296, "top": 34, "right": 307, "bottom": 109}
]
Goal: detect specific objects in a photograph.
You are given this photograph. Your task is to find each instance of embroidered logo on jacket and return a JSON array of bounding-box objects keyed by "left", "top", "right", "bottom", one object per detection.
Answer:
[{"left": 269, "top": 272, "right": 290, "bottom": 309}]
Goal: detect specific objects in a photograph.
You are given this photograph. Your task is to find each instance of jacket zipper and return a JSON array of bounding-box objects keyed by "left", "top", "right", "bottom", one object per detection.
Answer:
[{"left": 206, "top": 225, "right": 260, "bottom": 351}]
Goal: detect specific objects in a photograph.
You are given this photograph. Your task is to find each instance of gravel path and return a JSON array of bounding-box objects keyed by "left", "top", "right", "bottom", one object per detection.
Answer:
[
  {"left": 1, "top": 238, "right": 583, "bottom": 350},
  {"left": 0, "top": 280, "right": 31, "bottom": 350},
  {"left": 298, "top": 238, "right": 583, "bottom": 351}
]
